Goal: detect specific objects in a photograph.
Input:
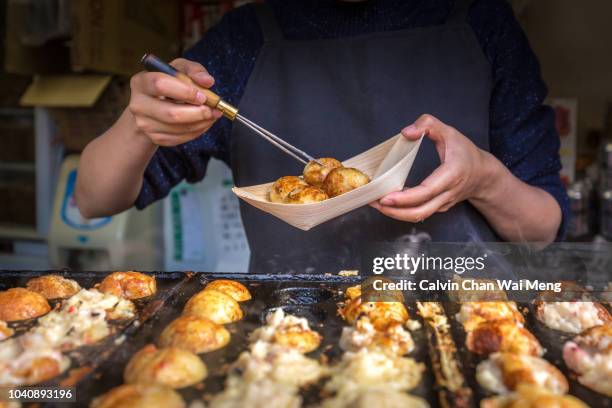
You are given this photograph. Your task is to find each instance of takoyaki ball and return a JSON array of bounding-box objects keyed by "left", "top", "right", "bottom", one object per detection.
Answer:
[
  {"left": 269, "top": 176, "right": 308, "bottom": 203},
  {"left": 476, "top": 352, "right": 568, "bottom": 395},
  {"left": 158, "top": 315, "right": 230, "bottom": 354},
  {"left": 183, "top": 289, "right": 243, "bottom": 324},
  {"left": 303, "top": 157, "right": 343, "bottom": 187},
  {"left": 340, "top": 296, "right": 409, "bottom": 330},
  {"left": 90, "top": 384, "right": 185, "bottom": 408},
  {"left": 124, "top": 344, "right": 207, "bottom": 389},
  {"left": 322, "top": 167, "right": 370, "bottom": 198},
  {"left": 286, "top": 186, "right": 328, "bottom": 204},
  {"left": 205, "top": 280, "right": 252, "bottom": 302},
  {"left": 466, "top": 320, "right": 543, "bottom": 356},
  {"left": 0, "top": 288, "right": 50, "bottom": 322},
  {"left": 535, "top": 300, "right": 611, "bottom": 334},
  {"left": 26, "top": 275, "right": 80, "bottom": 300},
  {"left": 98, "top": 271, "right": 156, "bottom": 300},
  {"left": 456, "top": 301, "right": 524, "bottom": 332},
  {"left": 481, "top": 384, "right": 589, "bottom": 408},
  {"left": 0, "top": 320, "right": 14, "bottom": 341}
]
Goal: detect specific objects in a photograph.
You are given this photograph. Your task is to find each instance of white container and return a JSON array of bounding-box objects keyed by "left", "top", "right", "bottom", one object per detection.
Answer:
[{"left": 232, "top": 133, "right": 423, "bottom": 231}]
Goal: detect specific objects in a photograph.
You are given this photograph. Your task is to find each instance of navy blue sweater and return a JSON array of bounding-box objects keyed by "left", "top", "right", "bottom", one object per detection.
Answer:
[{"left": 136, "top": 0, "right": 569, "bottom": 239}]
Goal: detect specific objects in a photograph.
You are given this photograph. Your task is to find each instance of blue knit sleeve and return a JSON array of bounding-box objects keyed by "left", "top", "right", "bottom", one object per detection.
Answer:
[
  {"left": 469, "top": 0, "right": 570, "bottom": 240},
  {"left": 135, "top": 4, "right": 262, "bottom": 209}
]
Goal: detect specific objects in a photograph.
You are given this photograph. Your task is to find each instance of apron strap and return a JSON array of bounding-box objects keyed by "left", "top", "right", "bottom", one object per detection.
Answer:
[
  {"left": 255, "top": 4, "right": 284, "bottom": 42},
  {"left": 447, "top": 0, "right": 474, "bottom": 25}
]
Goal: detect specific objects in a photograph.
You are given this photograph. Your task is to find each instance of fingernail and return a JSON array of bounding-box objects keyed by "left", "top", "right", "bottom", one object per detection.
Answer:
[
  {"left": 196, "top": 91, "right": 206, "bottom": 104},
  {"left": 380, "top": 197, "right": 394, "bottom": 206},
  {"left": 402, "top": 124, "right": 418, "bottom": 134},
  {"left": 195, "top": 72, "right": 212, "bottom": 83},
  {"left": 213, "top": 109, "right": 223, "bottom": 118}
]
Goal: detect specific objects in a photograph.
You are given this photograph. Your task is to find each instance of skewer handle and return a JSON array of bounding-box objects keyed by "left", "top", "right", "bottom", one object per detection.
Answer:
[{"left": 141, "top": 53, "right": 238, "bottom": 120}]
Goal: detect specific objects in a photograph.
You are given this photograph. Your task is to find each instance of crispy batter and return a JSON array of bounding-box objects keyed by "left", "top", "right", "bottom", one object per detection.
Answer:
[
  {"left": 98, "top": 271, "right": 156, "bottom": 300},
  {"left": 0, "top": 288, "right": 50, "bottom": 322},
  {"left": 124, "top": 344, "right": 207, "bottom": 389},
  {"left": 26, "top": 275, "right": 80, "bottom": 300},
  {"left": 268, "top": 176, "right": 308, "bottom": 203},
  {"left": 476, "top": 352, "right": 568, "bottom": 394},
  {"left": 90, "top": 384, "right": 185, "bottom": 408},
  {"left": 456, "top": 302, "right": 525, "bottom": 332},
  {"left": 303, "top": 157, "right": 343, "bottom": 187},
  {"left": 183, "top": 289, "right": 243, "bottom": 324},
  {"left": 286, "top": 186, "right": 328, "bottom": 204},
  {"left": 205, "top": 280, "right": 252, "bottom": 302},
  {"left": 339, "top": 296, "right": 409, "bottom": 330},
  {"left": 322, "top": 167, "right": 370, "bottom": 198},
  {"left": 481, "top": 384, "right": 589, "bottom": 408},
  {"left": 344, "top": 285, "right": 361, "bottom": 300},
  {"left": 159, "top": 315, "right": 230, "bottom": 354},
  {"left": 466, "top": 320, "right": 543, "bottom": 356}
]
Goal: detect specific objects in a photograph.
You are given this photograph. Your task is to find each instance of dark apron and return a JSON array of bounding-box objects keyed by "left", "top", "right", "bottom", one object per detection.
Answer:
[{"left": 230, "top": 0, "right": 499, "bottom": 274}]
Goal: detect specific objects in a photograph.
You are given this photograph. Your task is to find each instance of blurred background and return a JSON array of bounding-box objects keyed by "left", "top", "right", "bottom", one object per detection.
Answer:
[{"left": 0, "top": 0, "right": 610, "bottom": 272}]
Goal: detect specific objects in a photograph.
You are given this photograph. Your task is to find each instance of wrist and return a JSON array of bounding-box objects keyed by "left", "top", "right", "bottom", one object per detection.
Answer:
[
  {"left": 471, "top": 150, "right": 507, "bottom": 204},
  {"left": 121, "top": 109, "right": 158, "bottom": 154}
]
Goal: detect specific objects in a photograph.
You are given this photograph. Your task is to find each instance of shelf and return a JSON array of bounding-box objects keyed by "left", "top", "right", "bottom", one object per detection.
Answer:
[
  {"left": 0, "top": 161, "right": 35, "bottom": 172},
  {"left": 0, "top": 225, "right": 44, "bottom": 240}
]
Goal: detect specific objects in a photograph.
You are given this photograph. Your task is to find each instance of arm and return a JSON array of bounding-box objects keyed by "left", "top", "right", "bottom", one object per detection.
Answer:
[
  {"left": 371, "top": 115, "right": 561, "bottom": 245},
  {"left": 75, "top": 59, "right": 222, "bottom": 218}
]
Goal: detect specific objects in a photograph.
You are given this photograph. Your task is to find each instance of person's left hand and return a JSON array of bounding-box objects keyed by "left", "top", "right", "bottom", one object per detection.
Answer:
[{"left": 371, "top": 114, "right": 492, "bottom": 222}]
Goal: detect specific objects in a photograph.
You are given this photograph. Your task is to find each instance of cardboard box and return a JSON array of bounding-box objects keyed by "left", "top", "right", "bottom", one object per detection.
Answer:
[
  {"left": 21, "top": 75, "right": 128, "bottom": 151},
  {"left": 4, "top": 0, "right": 71, "bottom": 74},
  {"left": 71, "top": 0, "right": 180, "bottom": 76}
]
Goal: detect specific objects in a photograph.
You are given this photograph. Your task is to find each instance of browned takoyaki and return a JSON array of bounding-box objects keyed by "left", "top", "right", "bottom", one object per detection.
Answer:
[
  {"left": 124, "top": 344, "right": 207, "bottom": 388},
  {"left": 303, "top": 157, "right": 343, "bottom": 187},
  {"left": 250, "top": 308, "right": 322, "bottom": 353},
  {"left": 477, "top": 352, "right": 568, "bottom": 395},
  {"left": 26, "top": 275, "right": 80, "bottom": 300},
  {"left": 481, "top": 384, "right": 588, "bottom": 408},
  {"left": 466, "top": 320, "right": 543, "bottom": 356},
  {"left": 339, "top": 296, "right": 409, "bottom": 330},
  {"left": 205, "top": 279, "right": 252, "bottom": 302},
  {"left": 286, "top": 186, "right": 328, "bottom": 204},
  {"left": 339, "top": 317, "right": 414, "bottom": 356},
  {"left": 0, "top": 288, "right": 50, "bottom": 322},
  {"left": 98, "top": 271, "right": 156, "bottom": 300},
  {"left": 268, "top": 176, "right": 308, "bottom": 203},
  {"left": 90, "top": 384, "right": 185, "bottom": 408},
  {"left": 456, "top": 301, "right": 525, "bottom": 332},
  {"left": 322, "top": 167, "right": 370, "bottom": 198},
  {"left": 158, "top": 315, "right": 230, "bottom": 354},
  {"left": 183, "top": 289, "right": 243, "bottom": 324}
]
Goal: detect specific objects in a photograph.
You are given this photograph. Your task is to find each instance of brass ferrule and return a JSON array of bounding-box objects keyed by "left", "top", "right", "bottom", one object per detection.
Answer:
[{"left": 217, "top": 100, "right": 239, "bottom": 121}]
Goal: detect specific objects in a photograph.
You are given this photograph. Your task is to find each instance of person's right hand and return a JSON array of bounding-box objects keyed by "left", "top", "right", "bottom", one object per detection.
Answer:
[{"left": 128, "top": 58, "right": 223, "bottom": 147}]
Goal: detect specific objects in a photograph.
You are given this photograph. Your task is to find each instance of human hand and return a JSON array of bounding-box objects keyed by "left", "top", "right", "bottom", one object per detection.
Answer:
[
  {"left": 371, "top": 114, "right": 495, "bottom": 222},
  {"left": 127, "top": 58, "right": 223, "bottom": 147}
]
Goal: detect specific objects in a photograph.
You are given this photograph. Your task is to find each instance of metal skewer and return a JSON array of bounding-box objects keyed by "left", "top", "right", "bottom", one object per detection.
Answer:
[{"left": 141, "top": 53, "right": 323, "bottom": 167}]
